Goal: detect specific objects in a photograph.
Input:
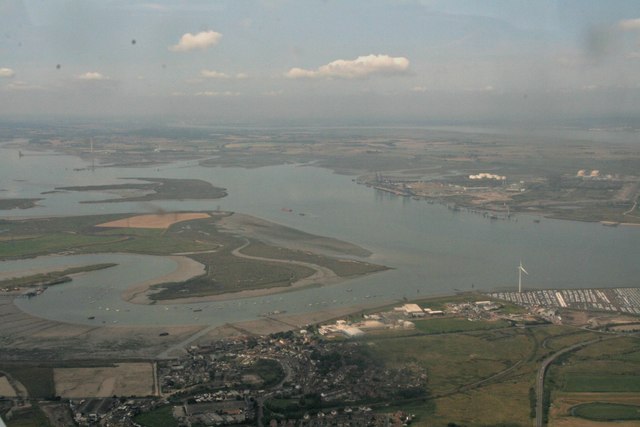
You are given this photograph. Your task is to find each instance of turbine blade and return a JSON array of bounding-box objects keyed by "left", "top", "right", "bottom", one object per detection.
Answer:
[{"left": 520, "top": 266, "right": 528, "bottom": 275}]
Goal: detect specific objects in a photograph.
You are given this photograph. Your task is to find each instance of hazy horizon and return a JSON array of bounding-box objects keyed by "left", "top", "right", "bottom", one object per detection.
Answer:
[{"left": 2, "top": 0, "right": 640, "bottom": 124}]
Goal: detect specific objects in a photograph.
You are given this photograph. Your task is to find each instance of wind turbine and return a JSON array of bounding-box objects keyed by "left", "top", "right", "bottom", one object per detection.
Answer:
[{"left": 518, "top": 261, "right": 528, "bottom": 293}]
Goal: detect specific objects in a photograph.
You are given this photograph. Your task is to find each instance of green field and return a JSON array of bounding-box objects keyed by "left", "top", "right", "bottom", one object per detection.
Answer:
[
  {"left": 239, "top": 241, "right": 387, "bottom": 277},
  {"left": 150, "top": 247, "right": 316, "bottom": 299},
  {"left": 365, "top": 329, "right": 530, "bottom": 396},
  {"left": 0, "top": 263, "right": 116, "bottom": 288},
  {"left": 366, "top": 324, "right": 624, "bottom": 427},
  {"left": 5, "top": 404, "right": 51, "bottom": 427},
  {"left": 58, "top": 177, "right": 227, "bottom": 203},
  {"left": 0, "top": 212, "right": 386, "bottom": 299},
  {"left": 361, "top": 327, "right": 535, "bottom": 427},
  {"left": 0, "top": 233, "right": 125, "bottom": 258},
  {"left": 562, "top": 374, "right": 640, "bottom": 392},
  {"left": 413, "top": 318, "right": 511, "bottom": 334},
  {"left": 0, "top": 198, "right": 42, "bottom": 211},
  {"left": 541, "top": 330, "right": 601, "bottom": 352},
  {"left": 243, "top": 358, "right": 285, "bottom": 388},
  {"left": 133, "top": 405, "right": 178, "bottom": 427},
  {"left": 572, "top": 402, "right": 640, "bottom": 421},
  {"left": 0, "top": 365, "right": 55, "bottom": 398}
]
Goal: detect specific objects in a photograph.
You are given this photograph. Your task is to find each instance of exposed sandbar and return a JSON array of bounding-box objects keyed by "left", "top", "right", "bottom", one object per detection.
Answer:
[{"left": 121, "top": 256, "right": 206, "bottom": 304}]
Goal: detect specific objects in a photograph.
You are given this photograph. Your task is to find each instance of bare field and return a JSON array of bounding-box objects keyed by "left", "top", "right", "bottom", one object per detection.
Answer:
[
  {"left": 121, "top": 255, "right": 206, "bottom": 304},
  {"left": 54, "top": 363, "right": 155, "bottom": 398},
  {"left": 97, "top": 212, "right": 210, "bottom": 229},
  {"left": 0, "top": 295, "right": 205, "bottom": 360},
  {"left": 0, "top": 375, "right": 17, "bottom": 397}
]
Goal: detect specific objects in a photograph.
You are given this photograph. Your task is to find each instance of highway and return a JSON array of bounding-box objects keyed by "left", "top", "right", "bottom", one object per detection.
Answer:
[{"left": 535, "top": 335, "right": 618, "bottom": 427}]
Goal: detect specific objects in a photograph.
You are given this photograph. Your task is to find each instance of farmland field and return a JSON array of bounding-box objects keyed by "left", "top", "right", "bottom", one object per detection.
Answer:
[{"left": 572, "top": 402, "right": 640, "bottom": 421}]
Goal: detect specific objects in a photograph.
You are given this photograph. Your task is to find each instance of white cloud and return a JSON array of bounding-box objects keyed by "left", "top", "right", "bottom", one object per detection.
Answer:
[
  {"left": 201, "top": 70, "right": 230, "bottom": 79},
  {"left": 0, "top": 68, "right": 16, "bottom": 78},
  {"left": 286, "top": 54, "right": 410, "bottom": 79},
  {"left": 169, "top": 30, "right": 222, "bottom": 52},
  {"left": 263, "top": 90, "right": 283, "bottom": 96},
  {"left": 462, "top": 85, "right": 495, "bottom": 92},
  {"left": 77, "top": 72, "right": 109, "bottom": 81},
  {"left": 200, "top": 70, "right": 249, "bottom": 80},
  {"left": 195, "top": 91, "right": 240, "bottom": 97},
  {"left": 5, "top": 80, "right": 41, "bottom": 91},
  {"left": 618, "top": 18, "right": 640, "bottom": 31},
  {"left": 139, "top": 3, "right": 169, "bottom": 12},
  {"left": 411, "top": 86, "right": 427, "bottom": 92}
]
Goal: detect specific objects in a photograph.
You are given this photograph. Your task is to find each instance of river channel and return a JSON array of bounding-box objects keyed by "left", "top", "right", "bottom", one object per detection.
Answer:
[{"left": 1, "top": 144, "right": 639, "bottom": 326}]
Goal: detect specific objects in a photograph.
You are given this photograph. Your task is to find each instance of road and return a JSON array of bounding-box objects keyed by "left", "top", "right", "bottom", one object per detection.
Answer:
[
  {"left": 535, "top": 335, "right": 617, "bottom": 427},
  {"left": 231, "top": 238, "right": 339, "bottom": 287}
]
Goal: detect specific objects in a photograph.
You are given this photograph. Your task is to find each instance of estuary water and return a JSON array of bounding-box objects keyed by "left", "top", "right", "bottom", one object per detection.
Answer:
[{"left": 1, "top": 145, "right": 639, "bottom": 326}]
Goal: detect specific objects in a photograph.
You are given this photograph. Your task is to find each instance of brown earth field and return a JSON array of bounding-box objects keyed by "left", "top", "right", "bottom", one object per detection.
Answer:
[
  {"left": 97, "top": 212, "right": 210, "bottom": 229},
  {"left": 54, "top": 363, "right": 155, "bottom": 398}
]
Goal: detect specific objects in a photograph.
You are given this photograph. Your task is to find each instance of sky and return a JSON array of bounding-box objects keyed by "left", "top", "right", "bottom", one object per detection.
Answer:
[{"left": 1, "top": 0, "right": 640, "bottom": 124}]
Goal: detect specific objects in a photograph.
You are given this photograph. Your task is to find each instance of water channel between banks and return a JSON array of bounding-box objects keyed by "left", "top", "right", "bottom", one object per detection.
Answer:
[{"left": 1, "top": 147, "right": 639, "bottom": 326}]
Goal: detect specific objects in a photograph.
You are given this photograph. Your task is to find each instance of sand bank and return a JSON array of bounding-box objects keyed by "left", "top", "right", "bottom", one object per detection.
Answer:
[
  {"left": 96, "top": 212, "right": 210, "bottom": 229},
  {"left": 121, "top": 256, "right": 206, "bottom": 304},
  {"left": 124, "top": 240, "right": 347, "bottom": 305},
  {"left": 122, "top": 211, "right": 382, "bottom": 305}
]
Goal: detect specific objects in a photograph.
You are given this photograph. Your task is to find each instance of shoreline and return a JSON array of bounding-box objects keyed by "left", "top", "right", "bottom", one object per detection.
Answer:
[
  {"left": 121, "top": 211, "right": 385, "bottom": 305},
  {"left": 121, "top": 256, "right": 206, "bottom": 304}
]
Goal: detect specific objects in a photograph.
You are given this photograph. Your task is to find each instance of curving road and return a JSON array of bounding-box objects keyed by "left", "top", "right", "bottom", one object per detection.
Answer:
[
  {"left": 535, "top": 335, "right": 618, "bottom": 427},
  {"left": 231, "top": 238, "right": 340, "bottom": 288}
]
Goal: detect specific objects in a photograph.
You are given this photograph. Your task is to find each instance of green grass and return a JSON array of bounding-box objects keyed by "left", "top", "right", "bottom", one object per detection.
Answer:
[
  {"left": 133, "top": 405, "right": 178, "bottom": 427},
  {"left": 0, "top": 213, "right": 387, "bottom": 299},
  {"left": 0, "top": 365, "right": 55, "bottom": 398},
  {"left": 0, "top": 233, "right": 123, "bottom": 258},
  {"left": 150, "top": 255, "right": 315, "bottom": 299},
  {"left": 240, "top": 241, "right": 388, "bottom": 278},
  {"left": 0, "top": 198, "right": 41, "bottom": 210},
  {"left": 83, "top": 234, "right": 216, "bottom": 255},
  {"left": 0, "top": 263, "right": 116, "bottom": 288},
  {"left": 264, "top": 393, "right": 324, "bottom": 420},
  {"left": 562, "top": 374, "right": 640, "bottom": 392},
  {"left": 572, "top": 403, "right": 640, "bottom": 421},
  {"left": 5, "top": 404, "right": 51, "bottom": 427},
  {"left": 414, "top": 293, "right": 483, "bottom": 311},
  {"left": 413, "top": 318, "right": 511, "bottom": 334},
  {"left": 543, "top": 331, "right": 601, "bottom": 352},
  {"left": 365, "top": 329, "right": 530, "bottom": 395},
  {"left": 244, "top": 359, "right": 285, "bottom": 388},
  {"left": 59, "top": 177, "right": 227, "bottom": 204},
  {"left": 95, "top": 227, "right": 165, "bottom": 237}
]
